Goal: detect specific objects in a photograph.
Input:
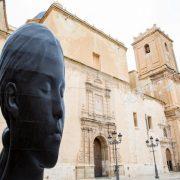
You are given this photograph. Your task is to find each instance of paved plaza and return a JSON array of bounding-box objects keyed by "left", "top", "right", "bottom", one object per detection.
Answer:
[
  {"left": 86, "top": 172, "right": 180, "bottom": 180},
  {"left": 120, "top": 172, "right": 180, "bottom": 180}
]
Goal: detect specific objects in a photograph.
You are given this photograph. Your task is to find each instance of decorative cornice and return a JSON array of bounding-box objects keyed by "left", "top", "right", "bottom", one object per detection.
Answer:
[
  {"left": 64, "top": 55, "right": 129, "bottom": 86},
  {"left": 132, "top": 24, "right": 173, "bottom": 45},
  {"left": 165, "top": 106, "right": 180, "bottom": 117},
  {"left": 148, "top": 66, "right": 180, "bottom": 83},
  {"left": 27, "top": 2, "right": 127, "bottom": 50},
  {"left": 81, "top": 116, "right": 115, "bottom": 127},
  {"left": 159, "top": 137, "right": 174, "bottom": 145},
  {"left": 139, "top": 64, "right": 179, "bottom": 80},
  {"left": 143, "top": 93, "right": 165, "bottom": 105}
]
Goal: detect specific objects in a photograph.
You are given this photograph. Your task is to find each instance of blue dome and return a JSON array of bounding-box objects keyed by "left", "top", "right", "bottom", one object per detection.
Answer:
[{"left": 34, "top": 11, "right": 46, "bottom": 19}]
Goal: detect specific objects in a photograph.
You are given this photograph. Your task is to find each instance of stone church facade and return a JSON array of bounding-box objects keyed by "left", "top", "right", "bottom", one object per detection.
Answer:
[{"left": 0, "top": 1, "right": 180, "bottom": 179}]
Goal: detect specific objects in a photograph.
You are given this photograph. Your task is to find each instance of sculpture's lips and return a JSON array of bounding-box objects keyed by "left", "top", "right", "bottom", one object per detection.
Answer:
[
  {"left": 52, "top": 133, "right": 61, "bottom": 141},
  {"left": 54, "top": 133, "right": 60, "bottom": 136}
]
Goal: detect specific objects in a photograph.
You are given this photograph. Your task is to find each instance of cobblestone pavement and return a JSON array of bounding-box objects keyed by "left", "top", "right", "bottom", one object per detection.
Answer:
[{"left": 91, "top": 172, "right": 180, "bottom": 180}]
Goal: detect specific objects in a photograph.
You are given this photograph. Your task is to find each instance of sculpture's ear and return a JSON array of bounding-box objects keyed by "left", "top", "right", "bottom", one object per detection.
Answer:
[{"left": 4, "top": 82, "right": 19, "bottom": 118}]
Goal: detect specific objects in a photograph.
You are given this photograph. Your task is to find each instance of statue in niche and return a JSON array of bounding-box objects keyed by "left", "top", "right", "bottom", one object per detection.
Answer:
[{"left": 0, "top": 23, "right": 65, "bottom": 180}]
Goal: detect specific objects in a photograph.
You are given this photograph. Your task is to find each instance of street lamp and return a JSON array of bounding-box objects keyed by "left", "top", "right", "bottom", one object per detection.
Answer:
[
  {"left": 146, "top": 136, "right": 160, "bottom": 179},
  {"left": 108, "top": 131, "right": 122, "bottom": 180}
]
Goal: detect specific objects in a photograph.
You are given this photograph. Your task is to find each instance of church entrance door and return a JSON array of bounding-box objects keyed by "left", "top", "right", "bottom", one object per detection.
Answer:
[
  {"left": 166, "top": 148, "right": 173, "bottom": 171},
  {"left": 94, "top": 138, "right": 102, "bottom": 177}
]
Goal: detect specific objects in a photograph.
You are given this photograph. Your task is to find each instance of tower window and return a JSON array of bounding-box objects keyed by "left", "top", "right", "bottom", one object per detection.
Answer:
[
  {"left": 144, "top": 44, "right": 150, "bottom": 54},
  {"left": 133, "top": 112, "right": 138, "bottom": 127},
  {"left": 165, "top": 43, "right": 169, "bottom": 52}
]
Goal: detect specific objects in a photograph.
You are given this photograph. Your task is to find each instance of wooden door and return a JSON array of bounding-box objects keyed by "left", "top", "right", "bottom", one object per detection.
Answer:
[
  {"left": 166, "top": 148, "right": 173, "bottom": 171},
  {"left": 94, "top": 138, "right": 102, "bottom": 177}
]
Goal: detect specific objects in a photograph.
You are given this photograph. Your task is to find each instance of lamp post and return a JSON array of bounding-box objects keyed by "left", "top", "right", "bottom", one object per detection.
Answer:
[
  {"left": 108, "top": 131, "right": 122, "bottom": 180},
  {"left": 146, "top": 136, "right": 159, "bottom": 179}
]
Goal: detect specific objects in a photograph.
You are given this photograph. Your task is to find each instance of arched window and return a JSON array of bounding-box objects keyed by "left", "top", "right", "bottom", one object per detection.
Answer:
[
  {"left": 163, "top": 128, "right": 168, "bottom": 137},
  {"left": 165, "top": 42, "right": 169, "bottom": 52},
  {"left": 144, "top": 44, "right": 150, "bottom": 54}
]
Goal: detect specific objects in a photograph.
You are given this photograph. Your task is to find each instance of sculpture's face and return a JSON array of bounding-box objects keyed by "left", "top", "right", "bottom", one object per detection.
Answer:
[
  {"left": 0, "top": 23, "right": 65, "bottom": 170},
  {"left": 11, "top": 56, "right": 65, "bottom": 168}
]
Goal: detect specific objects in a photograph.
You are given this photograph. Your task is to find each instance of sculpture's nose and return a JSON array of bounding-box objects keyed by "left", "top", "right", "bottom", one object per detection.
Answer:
[
  {"left": 53, "top": 96, "right": 63, "bottom": 120},
  {"left": 52, "top": 97, "right": 64, "bottom": 136}
]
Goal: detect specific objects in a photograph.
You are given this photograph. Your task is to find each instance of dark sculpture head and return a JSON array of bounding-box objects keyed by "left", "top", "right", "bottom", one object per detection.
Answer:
[{"left": 0, "top": 23, "right": 65, "bottom": 170}]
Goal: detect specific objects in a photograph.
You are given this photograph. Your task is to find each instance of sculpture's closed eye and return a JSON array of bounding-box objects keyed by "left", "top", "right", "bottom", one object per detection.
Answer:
[
  {"left": 40, "top": 83, "right": 51, "bottom": 93},
  {"left": 60, "top": 90, "right": 64, "bottom": 98}
]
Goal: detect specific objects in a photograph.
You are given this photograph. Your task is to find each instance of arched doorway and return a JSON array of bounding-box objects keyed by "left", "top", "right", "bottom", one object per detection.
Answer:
[
  {"left": 93, "top": 136, "right": 108, "bottom": 177},
  {"left": 166, "top": 148, "right": 173, "bottom": 171}
]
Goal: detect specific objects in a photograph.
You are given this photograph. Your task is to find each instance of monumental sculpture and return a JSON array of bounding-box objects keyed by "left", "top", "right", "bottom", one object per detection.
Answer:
[{"left": 0, "top": 23, "right": 65, "bottom": 180}]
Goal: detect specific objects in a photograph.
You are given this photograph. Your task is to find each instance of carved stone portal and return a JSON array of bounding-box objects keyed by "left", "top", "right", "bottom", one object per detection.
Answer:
[
  {"left": 76, "top": 75, "right": 120, "bottom": 179},
  {"left": 76, "top": 118, "right": 116, "bottom": 179}
]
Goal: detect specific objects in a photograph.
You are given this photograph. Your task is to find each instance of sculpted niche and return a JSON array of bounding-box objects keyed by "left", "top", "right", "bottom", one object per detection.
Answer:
[{"left": 0, "top": 23, "right": 65, "bottom": 180}]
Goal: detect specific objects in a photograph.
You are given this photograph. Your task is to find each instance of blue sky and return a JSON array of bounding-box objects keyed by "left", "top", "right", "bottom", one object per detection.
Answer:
[{"left": 6, "top": 0, "right": 180, "bottom": 71}]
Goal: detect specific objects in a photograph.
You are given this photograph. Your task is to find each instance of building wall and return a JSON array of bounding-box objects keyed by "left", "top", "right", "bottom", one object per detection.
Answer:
[
  {"left": 175, "top": 82, "right": 180, "bottom": 105},
  {"left": 42, "top": 8, "right": 129, "bottom": 83},
  {"left": 40, "top": 10, "right": 171, "bottom": 178},
  {"left": 0, "top": 54, "right": 172, "bottom": 180},
  {"left": 166, "top": 115, "right": 180, "bottom": 170},
  {"left": 133, "top": 25, "right": 180, "bottom": 170},
  {"left": 114, "top": 89, "right": 168, "bottom": 176},
  {"left": 0, "top": 3, "right": 178, "bottom": 180},
  {"left": 42, "top": 58, "right": 169, "bottom": 179},
  {"left": 159, "top": 35, "right": 177, "bottom": 71}
]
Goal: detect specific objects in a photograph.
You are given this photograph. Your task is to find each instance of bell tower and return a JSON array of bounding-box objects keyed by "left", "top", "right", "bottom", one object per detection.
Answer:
[
  {"left": 132, "top": 25, "right": 180, "bottom": 171},
  {"left": 132, "top": 25, "right": 180, "bottom": 106},
  {"left": 132, "top": 24, "right": 178, "bottom": 79}
]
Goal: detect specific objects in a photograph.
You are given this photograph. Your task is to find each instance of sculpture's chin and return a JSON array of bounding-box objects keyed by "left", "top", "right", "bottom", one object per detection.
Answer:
[
  {"left": 38, "top": 134, "right": 61, "bottom": 168},
  {"left": 36, "top": 148, "right": 60, "bottom": 169},
  {"left": 43, "top": 150, "right": 59, "bottom": 168}
]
